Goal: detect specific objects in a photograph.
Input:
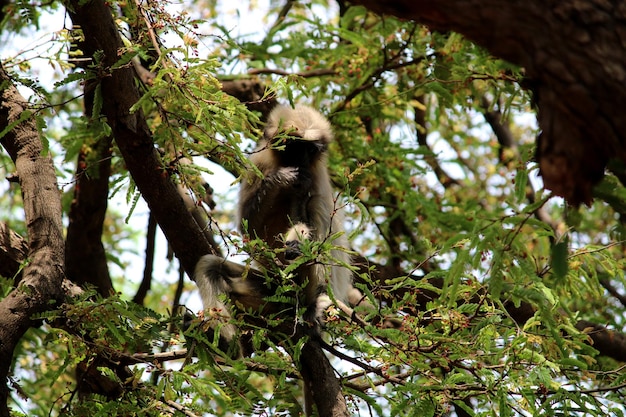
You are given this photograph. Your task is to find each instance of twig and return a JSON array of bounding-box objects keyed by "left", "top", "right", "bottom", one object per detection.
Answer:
[
  {"left": 160, "top": 399, "right": 201, "bottom": 417},
  {"left": 248, "top": 68, "right": 337, "bottom": 77},
  {"left": 320, "top": 340, "right": 407, "bottom": 386}
]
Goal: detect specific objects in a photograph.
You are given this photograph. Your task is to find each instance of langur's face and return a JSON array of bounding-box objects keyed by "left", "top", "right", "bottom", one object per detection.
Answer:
[
  {"left": 271, "top": 134, "right": 327, "bottom": 168},
  {"left": 263, "top": 105, "right": 333, "bottom": 168}
]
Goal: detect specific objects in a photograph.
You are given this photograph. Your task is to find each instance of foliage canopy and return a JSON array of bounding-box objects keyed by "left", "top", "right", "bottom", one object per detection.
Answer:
[{"left": 2, "top": 1, "right": 626, "bottom": 416}]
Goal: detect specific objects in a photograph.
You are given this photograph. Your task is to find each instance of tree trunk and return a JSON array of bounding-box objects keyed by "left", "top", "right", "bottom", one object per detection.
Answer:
[
  {"left": 0, "top": 64, "right": 66, "bottom": 417},
  {"left": 299, "top": 339, "right": 350, "bottom": 417}
]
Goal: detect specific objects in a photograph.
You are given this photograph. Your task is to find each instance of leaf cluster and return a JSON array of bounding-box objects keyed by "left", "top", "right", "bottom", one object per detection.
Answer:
[{"left": 3, "top": 0, "right": 626, "bottom": 416}]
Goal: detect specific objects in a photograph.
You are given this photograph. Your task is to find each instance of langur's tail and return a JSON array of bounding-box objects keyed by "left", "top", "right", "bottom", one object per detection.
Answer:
[{"left": 193, "top": 254, "right": 239, "bottom": 347}]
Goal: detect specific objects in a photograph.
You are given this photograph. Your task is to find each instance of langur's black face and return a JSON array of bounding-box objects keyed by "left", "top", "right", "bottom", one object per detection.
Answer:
[{"left": 273, "top": 136, "right": 327, "bottom": 168}]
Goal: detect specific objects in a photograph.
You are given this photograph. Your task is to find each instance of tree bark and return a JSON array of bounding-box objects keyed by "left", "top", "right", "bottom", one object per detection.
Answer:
[
  {"left": 0, "top": 64, "right": 66, "bottom": 417},
  {"left": 0, "top": 222, "right": 28, "bottom": 281},
  {"left": 65, "top": 78, "right": 113, "bottom": 296},
  {"left": 65, "top": 136, "right": 113, "bottom": 296},
  {"left": 299, "top": 339, "right": 350, "bottom": 417},
  {"left": 351, "top": 0, "right": 626, "bottom": 204}
]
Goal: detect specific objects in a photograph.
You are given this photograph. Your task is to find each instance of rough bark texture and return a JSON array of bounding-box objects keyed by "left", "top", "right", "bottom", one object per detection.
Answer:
[
  {"left": 0, "top": 64, "right": 66, "bottom": 417},
  {"left": 351, "top": 0, "right": 626, "bottom": 204},
  {"left": 0, "top": 222, "right": 28, "bottom": 281},
  {"left": 65, "top": 137, "right": 113, "bottom": 296},
  {"left": 300, "top": 339, "right": 350, "bottom": 417}
]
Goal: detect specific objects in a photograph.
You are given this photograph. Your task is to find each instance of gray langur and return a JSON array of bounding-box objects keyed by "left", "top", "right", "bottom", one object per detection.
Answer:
[
  {"left": 240, "top": 105, "right": 358, "bottom": 312},
  {"left": 194, "top": 104, "right": 361, "bottom": 351}
]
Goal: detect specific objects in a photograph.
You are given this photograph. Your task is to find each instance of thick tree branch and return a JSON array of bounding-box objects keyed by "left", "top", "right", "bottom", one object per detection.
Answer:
[
  {"left": 220, "top": 78, "right": 278, "bottom": 121},
  {"left": 299, "top": 339, "right": 350, "bottom": 417},
  {"left": 576, "top": 320, "right": 626, "bottom": 361},
  {"left": 0, "top": 63, "right": 66, "bottom": 417},
  {"left": 351, "top": 0, "right": 626, "bottom": 204}
]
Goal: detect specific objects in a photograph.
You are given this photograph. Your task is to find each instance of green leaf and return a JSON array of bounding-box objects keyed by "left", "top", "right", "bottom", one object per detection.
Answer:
[
  {"left": 551, "top": 238, "right": 569, "bottom": 281},
  {"left": 514, "top": 168, "right": 528, "bottom": 202}
]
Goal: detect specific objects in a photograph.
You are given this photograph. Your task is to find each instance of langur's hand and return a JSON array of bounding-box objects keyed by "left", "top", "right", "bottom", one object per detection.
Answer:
[
  {"left": 275, "top": 166, "right": 299, "bottom": 185},
  {"left": 284, "top": 240, "right": 303, "bottom": 260}
]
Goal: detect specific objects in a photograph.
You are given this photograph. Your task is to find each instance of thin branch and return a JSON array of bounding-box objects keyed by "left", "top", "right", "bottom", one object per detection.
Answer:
[
  {"left": 481, "top": 95, "right": 562, "bottom": 239},
  {"left": 321, "top": 340, "right": 407, "bottom": 386},
  {"left": 600, "top": 277, "right": 626, "bottom": 308},
  {"left": 133, "top": 214, "right": 157, "bottom": 305},
  {"left": 343, "top": 371, "right": 413, "bottom": 392},
  {"left": 413, "top": 94, "right": 460, "bottom": 188},
  {"left": 248, "top": 68, "right": 337, "bottom": 77},
  {"left": 266, "top": 0, "right": 296, "bottom": 37},
  {"left": 130, "top": 348, "right": 303, "bottom": 379},
  {"left": 161, "top": 399, "right": 201, "bottom": 417},
  {"left": 575, "top": 381, "right": 626, "bottom": 395}
]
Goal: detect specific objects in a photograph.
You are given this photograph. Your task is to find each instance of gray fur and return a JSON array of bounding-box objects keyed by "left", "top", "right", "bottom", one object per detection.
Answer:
[{"left": 194, "top": 105, "right": 358, "bottom": 351}]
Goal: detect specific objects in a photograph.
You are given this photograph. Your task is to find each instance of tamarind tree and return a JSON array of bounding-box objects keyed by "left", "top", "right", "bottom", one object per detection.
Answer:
[{"left": 1, "top": 1, "right": 626, "bottom": 416}]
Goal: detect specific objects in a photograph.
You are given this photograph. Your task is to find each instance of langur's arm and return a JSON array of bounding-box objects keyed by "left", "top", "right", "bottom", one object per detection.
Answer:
[{"left": 239, "top": 165, "right": 299, "bottom": 226}]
